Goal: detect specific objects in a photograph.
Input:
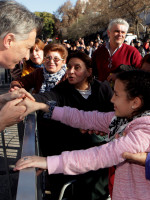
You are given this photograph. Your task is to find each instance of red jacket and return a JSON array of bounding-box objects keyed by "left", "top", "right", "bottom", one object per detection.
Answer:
[{"left": 92, "top": 43, "right": 142, "bottom": 81}]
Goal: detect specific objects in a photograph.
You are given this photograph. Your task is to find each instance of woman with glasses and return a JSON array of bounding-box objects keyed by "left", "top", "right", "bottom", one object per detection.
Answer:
[{"left": 10, "top": 43, "right": 68, "bottom": 93}]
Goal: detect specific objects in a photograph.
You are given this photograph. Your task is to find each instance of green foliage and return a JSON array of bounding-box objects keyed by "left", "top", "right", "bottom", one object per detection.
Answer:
[{"left": 35, "top": 12, "right": 55, "bottom": 40}]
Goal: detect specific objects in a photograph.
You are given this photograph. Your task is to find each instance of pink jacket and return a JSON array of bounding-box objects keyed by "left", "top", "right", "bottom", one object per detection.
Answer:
[{"left": 47, "top": 107, "right": 150, "bottom": 200}]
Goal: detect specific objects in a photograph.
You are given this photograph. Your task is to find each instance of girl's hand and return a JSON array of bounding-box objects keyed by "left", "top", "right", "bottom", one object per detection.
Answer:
[{"left": 14, "top": 156, "right": 47, "bottom": 171}]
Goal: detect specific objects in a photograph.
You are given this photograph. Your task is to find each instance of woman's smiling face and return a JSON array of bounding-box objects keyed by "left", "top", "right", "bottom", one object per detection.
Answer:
[
  {"left": 44, "top": 51, "right": 65, "bottom": 74},
  {"left": 30, "top": 45, "right": 44, "bottom": 65}
]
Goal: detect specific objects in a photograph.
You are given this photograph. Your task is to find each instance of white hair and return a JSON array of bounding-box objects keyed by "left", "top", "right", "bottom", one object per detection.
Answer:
[{"left": 108, "top": 18, "right": 129, "bottom": 33}]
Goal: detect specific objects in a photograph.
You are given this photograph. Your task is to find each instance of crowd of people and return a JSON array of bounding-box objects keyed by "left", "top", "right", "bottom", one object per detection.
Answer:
[
  {"left": 62, "top": 33, "right": 150, "bottom": 60},
  {"left": 1, "top": 1, "right": 150, "bottom": 200}
]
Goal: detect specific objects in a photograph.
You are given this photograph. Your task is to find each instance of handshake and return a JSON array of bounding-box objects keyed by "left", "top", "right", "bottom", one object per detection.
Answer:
[
  {"left": 0, "top": 87, "right": 49, "bottom": 132},
  {"left": 0, "top": 88, "right": 35, "bottom": 132}
]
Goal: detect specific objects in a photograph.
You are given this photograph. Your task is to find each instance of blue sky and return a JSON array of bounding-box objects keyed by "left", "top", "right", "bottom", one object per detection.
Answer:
[{"left": 15, "top": 0, "right": 77, "bottom": 14}]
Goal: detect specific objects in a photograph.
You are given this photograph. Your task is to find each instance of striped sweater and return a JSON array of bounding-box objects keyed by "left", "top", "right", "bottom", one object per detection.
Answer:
[{"left": 47, "top": 106, "right": 150, "bottom": 200}]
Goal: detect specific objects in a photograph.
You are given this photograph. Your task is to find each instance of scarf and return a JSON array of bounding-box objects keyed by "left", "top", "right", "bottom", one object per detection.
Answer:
[
  {"left": 106, "top": 110, "right": 150, "bottom": 142},
  {"left": 39, "top": 64, "right": 67, "bottom": 93},
  {"left": 28, "top": 59, "right": 44, "bottom": 68}
]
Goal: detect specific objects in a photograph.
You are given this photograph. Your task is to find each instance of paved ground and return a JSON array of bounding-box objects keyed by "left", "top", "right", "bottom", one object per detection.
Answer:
[{"left": 0, "top": 85, "right": 24, "bottom": 200}]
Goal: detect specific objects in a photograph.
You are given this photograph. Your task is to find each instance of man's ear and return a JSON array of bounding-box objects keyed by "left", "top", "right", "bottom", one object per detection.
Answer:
[{"left": 3, "top": 33, "right": 15, "bottom": 49}]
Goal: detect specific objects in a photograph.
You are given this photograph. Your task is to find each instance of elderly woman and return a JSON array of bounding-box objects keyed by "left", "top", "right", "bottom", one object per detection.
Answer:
[{"left": 10, "top": 43, "right": 68, "bottom": 93}]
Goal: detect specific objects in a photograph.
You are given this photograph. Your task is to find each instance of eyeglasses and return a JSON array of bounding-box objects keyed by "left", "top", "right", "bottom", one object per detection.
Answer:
[{"left": 45, "top": 56, "right": 64, "bottom": 63}]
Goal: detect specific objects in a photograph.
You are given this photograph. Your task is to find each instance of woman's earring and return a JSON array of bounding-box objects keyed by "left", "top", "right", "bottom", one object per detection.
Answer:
[{"left": 132, "top": 106, "right": 134, "bottom": 109}]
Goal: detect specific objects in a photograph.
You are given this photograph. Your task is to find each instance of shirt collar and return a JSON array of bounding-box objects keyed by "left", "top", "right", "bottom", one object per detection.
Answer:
[{"left": 106, "top": 42, "right": 123, "bottom": 56}]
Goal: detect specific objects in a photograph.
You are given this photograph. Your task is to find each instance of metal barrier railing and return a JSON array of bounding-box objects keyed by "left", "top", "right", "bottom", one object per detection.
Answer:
[
  {"left": 0, "top": 112, "right": 42, "bottom": 200},
  {"left": 16, "top": 112, "right": 43, "bottom": 200},
  {"left": 1, "top": 112, "right": 75, "bottom": 200},
  {"left": 16, "top": 112, "right": 39, "bottom": 200}
]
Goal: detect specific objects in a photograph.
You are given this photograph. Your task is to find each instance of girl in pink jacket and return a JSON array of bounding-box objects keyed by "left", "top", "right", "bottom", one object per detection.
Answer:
[{"left": 15, "top": 70, "right": 150, "bottom": 200}]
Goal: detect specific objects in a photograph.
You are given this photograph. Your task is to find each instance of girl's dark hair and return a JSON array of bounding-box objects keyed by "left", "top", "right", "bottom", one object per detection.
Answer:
[
  {"left": 116, "top": 70, "right": 150, "bottom": 115},
  {"left": 141, "top": 54, "right": 150, "bottom": 66},
  {"left": 66, "top": 51, "right": 93, "bottom": 82}
]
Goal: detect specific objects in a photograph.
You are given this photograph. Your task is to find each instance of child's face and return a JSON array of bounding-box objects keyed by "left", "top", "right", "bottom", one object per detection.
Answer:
[{"left": 111, "top": 79, "right": 135, "bottom": 118}]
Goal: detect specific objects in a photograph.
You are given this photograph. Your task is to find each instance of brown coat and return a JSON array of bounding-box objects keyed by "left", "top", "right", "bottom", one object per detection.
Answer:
[{"left": 10, "top": 68, "right": 67, "bottom": 94}]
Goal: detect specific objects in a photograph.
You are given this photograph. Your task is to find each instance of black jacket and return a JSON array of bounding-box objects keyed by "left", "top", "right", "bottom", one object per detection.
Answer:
[{"left": 34, "top": 79, "right": 113, "bottom": 155}]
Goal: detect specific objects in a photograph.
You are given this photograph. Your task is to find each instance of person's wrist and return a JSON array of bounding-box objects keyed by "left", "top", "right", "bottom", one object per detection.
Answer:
[{"left": 43, "top": 101, "right": 57, "bottom": 119}]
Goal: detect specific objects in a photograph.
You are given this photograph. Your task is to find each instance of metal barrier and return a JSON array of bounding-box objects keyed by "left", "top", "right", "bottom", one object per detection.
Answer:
[
  {"left": 1, "top": 111, "right": 75, "bottom": 200},
  {"left": 16, "top": 112, "right": 42, "bottom": 200}
]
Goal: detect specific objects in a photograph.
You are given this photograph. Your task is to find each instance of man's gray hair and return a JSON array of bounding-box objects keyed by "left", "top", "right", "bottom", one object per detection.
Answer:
[
  {"left": 108, "top": 18, "right": 129, "bottom": 33},
  {"left": 0, "top": 0, "right": 43, "bottom": 41}
]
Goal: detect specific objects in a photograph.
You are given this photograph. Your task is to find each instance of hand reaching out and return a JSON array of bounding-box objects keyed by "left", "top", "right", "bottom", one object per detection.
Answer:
[
  {"left": 18, "top": 97, "right": 49, "bottom": 119},
  {"left": 14, "top": 156, "right": 47, "bottom": 171}
]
